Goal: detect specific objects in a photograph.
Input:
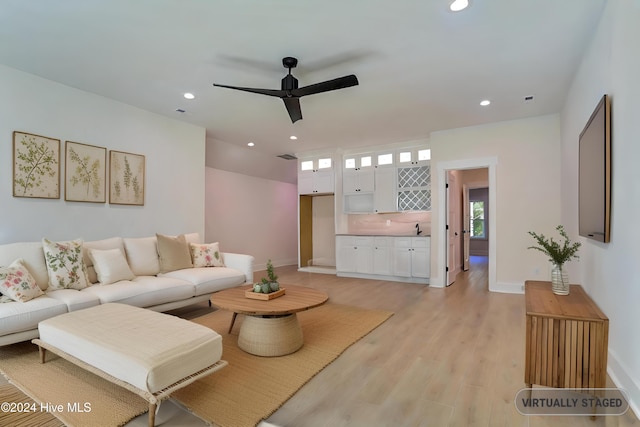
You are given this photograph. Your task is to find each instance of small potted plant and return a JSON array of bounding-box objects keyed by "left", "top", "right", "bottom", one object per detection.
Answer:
[
  {"left": 253, "top": 259, "right": 279, "bottom": 293},
  {"left": 528, "top": 225, "right": 581, "bottom": 295}
]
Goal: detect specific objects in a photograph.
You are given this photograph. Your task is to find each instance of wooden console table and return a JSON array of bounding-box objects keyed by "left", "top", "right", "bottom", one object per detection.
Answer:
[{"left": 524, "top": 281, "right": 609, "bottom": 389}]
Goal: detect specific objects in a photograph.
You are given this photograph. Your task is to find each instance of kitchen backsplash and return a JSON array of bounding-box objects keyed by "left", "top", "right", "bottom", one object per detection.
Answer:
[{"left": 348, "top": 211, "right": 431, "bottom": 235}]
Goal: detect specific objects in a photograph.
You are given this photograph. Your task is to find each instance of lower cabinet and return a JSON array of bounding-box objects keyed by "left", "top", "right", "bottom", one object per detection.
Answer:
[
  {"left": 336, "top": 235, "right": 429, "bottom": 284},
  {"left": 393, "top": 237, "right": 430, "bottom": 278},
  {"left": 336, "top": 236, "right": 373, "bottom": 274}
]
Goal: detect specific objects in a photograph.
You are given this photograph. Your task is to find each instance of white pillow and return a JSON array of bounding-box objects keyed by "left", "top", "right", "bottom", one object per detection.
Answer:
[
  {"left": 123, "top": 237, "right": 160, "bottom": 276},
  {"left": 190, "top": 242, "right": 225, "bottom": 267},
  {"left": 42, "top": 238, "right": 90, "bottom": 290},
  {"left": 88, "top": 248, "right": 136, "bottom": 285},
  {"left": 0, "top": 258, "right": 44, "bottom": 302}
]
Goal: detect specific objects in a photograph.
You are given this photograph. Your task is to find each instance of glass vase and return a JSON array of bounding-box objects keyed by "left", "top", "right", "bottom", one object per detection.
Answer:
[{"left": 551, "top": 264, "right": 570, "bottom": 295}]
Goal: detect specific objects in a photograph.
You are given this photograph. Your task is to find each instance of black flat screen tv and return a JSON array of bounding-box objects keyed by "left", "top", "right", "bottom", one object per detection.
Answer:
[{"left": 578, "top": 94, "right": 611, "bottom": 243}]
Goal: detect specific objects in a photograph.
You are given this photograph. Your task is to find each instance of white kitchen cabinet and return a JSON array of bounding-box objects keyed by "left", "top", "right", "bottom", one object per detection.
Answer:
[
  {"left": 336, "top": 236, "right": 373, "bottom": 273},
  {"left": 336, "top": 235, "right": 429, "bottom": 284},
  {"left": 393, "top": 237, "right": 430, "bottom": 278},
  {"left": 298, "top": 156, "right": 334, "bottom": 194},
  {"left": 373, "top": 166, "right": 397, "bottom": 213},
  {"left": 397, "top": 148, "right": 431, "bottom": 166},
  {"left": 343, "top": 168, "right": 374, "bottom": 194},
  {"left": 372, "top": 236, "right": 393, "bottom": 275}
]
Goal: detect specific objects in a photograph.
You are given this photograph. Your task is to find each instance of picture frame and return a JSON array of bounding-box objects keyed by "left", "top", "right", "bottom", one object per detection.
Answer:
[
  {"left": 13, "top": 131, "right": 60, "bottom": 199},
  {"left": 109, "top": 150, "right": 145, "bottom": 205},
  {"left": 65, "top": 141, "right": 107, "bottom": 203}
]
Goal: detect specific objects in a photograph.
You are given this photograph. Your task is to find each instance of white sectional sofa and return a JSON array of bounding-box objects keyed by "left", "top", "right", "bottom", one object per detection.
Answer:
[{"left": 0, "top": 232, "right": 254, "bottom": 346}]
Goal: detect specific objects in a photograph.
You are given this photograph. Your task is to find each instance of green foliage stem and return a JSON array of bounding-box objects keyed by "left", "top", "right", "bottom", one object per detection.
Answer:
[{"left": 528, "top": 225, "right": 581, "bottom": 267}]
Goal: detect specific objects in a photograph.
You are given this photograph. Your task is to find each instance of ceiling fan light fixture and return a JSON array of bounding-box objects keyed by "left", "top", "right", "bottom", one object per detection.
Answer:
[{"left": 449, "top": 0, "right": 469, "bottom": 12}]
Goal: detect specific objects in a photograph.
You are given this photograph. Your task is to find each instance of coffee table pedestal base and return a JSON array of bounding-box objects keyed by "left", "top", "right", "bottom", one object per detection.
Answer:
[{"left": 238, "top": 314, "right": 303, "bottom": 357}]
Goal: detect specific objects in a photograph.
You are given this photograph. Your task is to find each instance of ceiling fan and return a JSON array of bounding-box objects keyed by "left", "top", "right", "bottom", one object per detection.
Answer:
[{"left": 213, "top": 57, "right": 358, "bottom": 123}]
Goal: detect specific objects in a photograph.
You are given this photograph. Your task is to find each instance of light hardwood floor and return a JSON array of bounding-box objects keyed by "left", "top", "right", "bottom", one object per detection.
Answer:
[
  {"left": 167, "top": 257, "right": 638, "bottom": 427},
  {"left": 5, "top": 257, "right": 638, "bottom": 427}
]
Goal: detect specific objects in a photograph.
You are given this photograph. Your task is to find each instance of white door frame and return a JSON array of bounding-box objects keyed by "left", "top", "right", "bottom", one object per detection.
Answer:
[{"left": 433, "top": 157, "right": 497, "bottom": 291}]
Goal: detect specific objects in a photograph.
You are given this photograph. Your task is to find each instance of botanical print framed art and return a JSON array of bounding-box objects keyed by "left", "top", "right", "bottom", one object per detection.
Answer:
[
  {"left": 65, "top": 141, "right": 107, "bottom": 203},
  {"left": 13, "top": 131, "right": 60, "bottom": 199},
  {"left": 109, "top": 150, "right": 145, "bottom": 205}
]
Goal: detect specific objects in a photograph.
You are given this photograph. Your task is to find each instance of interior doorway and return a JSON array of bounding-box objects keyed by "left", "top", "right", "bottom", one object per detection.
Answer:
[
  {"left": 299, "top": 194, "right": 336, "bottom": 274},
  {"left": 437, "top": 158, "right": 497, "bottom": 291}
]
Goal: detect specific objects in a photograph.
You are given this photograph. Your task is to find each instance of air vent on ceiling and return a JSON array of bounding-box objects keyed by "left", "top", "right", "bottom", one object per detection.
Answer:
[{"left": 277, "top": 154, "right": 298, "bottom": 160}]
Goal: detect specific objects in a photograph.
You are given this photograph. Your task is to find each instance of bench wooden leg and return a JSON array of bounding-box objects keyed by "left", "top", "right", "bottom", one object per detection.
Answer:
[
  {"left": 228, "top": 312, "right": 238, "bottom": 334},
  {"left": 148, "top": 402, "right": 157, "bottom": 427},
  {"left": 39, "top": 346, "right": 47, "bottom": 364}
]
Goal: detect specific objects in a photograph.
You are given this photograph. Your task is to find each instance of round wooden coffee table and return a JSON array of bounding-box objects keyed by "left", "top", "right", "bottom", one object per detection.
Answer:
[{"left": 210, "top": 284, "right": 328, "bottom": 357}]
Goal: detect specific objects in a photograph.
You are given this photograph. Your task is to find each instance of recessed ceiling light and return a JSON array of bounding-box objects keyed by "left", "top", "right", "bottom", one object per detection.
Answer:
[
  {"left": 449, "top": 0, "right": 469, "bottom": 12},
  {"left": 183, "top": 93, "right": 195, "bottom": 100},
  {"left": 480, "top": 99, "right": 491, "bottom": 106},
  {"left": 247, "top": 142, "right": 255, "bottom": 147},
  {"left": 289, "top": 135, "right": 298, "bottom": 140}
]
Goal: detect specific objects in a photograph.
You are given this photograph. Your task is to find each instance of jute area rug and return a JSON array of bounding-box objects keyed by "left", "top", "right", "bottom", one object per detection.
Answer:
[{"left": 0, "top": 303, "right": 393, "bottom": 427}]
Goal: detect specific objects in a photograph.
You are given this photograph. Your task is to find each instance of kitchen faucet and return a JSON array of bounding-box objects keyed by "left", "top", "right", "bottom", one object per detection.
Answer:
[{"left": 415, "top": 223, "right": 422, "bottom": 236}]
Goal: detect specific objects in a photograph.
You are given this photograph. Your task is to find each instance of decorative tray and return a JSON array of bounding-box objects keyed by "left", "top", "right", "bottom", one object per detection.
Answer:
[{"left": 244, "top": 288, "right": 286, "bottom": 300}]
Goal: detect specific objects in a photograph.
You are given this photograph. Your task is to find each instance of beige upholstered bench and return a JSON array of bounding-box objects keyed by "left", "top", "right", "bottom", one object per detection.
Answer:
[{"left": 33, "top": 303, "right": 227, "bottom": 427}]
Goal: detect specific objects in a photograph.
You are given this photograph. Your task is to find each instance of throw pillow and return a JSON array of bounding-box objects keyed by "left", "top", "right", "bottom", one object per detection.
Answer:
[
  {"left": 190, "top": 242, "right": 225, "bottom": 267},
  {"left": 156, "top": 233, "right": 193, "bottom": 273},
  {"left": 42, "top": 238, "right": 90, "bottom": 290},
  {"left": 0, "top": 258, "right": 44, "bottom": 302},
  {"left": 88, "top": 248, "right": 136, "bottom": 285},
  {"left": 123, "top": 236, "right": 160, "bottom": 276}
]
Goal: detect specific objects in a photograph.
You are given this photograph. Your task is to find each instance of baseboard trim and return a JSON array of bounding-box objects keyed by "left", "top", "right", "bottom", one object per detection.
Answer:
[
  {"left": 607, "top": 349, "right": 640, "bottom": 419},
  {"left": 490, "top": 281, "right": 524, "bottom": 294}
]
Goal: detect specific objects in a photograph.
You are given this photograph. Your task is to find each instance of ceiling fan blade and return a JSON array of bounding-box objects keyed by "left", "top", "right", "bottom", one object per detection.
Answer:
[
  {"left": 291, "top": 74, "right": 359, "bottom": 97},
  {"left": 283, "top": 97, "right": 303, "bottom": 123},
  {"left": 213, "top": 83, "right": 286, "bottom": 98}
]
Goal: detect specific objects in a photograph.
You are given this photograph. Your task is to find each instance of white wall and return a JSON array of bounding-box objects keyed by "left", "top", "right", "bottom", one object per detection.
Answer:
[
  {"left": 0, "top": 65, "right": 206, "bottom": 244},
  {"left": 204, "top": 168, "right": 298, "bottom": 270},
  {"left": 430, "top": 114, "right": 562, "bottom": 291},
  {"left": 561, "top": 0, "right": 640, "bottom": 415}
]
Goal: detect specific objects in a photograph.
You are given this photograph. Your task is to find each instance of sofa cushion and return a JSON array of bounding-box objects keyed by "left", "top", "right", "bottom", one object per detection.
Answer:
[
  {"left": 123, "top": 237, "right": 160, "bottom": 276},
  {"left": 0, "top": 296, "right": 68, "bottom": 335},
  {"left": 0, "top": 242, "right": 49, "bottom": 291},
  {"left": 83, "top": 237, "right": 126, "bottom": 283},
  {"left": 88, "top": 248, "right": 135, "bottom": 285},
  {"left": 160, "top": 267, "right": 245, "bottom": 296},
  {"left": 46, "top": 289, "right": 101, "bottom": 312},
  {"left": 0, "top": 258, "right": 44, "bottom": 302},
  {"left": 190, "top": 242, "right": 225, "bottom": 268},
  {"left": 81, "top": 276, "right": 194, "bottom": 307},
  {"left": 156, "top": 234, "right": 192, "bottom": 273},
  {"left": 42, "top": 238, "right": 90, "bottom": 290}
]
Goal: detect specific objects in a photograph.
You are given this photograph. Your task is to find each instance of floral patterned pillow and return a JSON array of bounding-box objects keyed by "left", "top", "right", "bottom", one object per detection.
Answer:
[
  {"left": 42, "top": 238, "right": 90, "bottom": 290},
  {"left": 0, "top": 258, "right": 44, "bottom": 302},
  {"left": 190, "top": 242, "right": 225, "bottom": 268}
]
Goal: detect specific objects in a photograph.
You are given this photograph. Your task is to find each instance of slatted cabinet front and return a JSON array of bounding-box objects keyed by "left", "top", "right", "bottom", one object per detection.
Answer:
[{"left": 524, "top": 281, "right": 609, "bottom": 389}]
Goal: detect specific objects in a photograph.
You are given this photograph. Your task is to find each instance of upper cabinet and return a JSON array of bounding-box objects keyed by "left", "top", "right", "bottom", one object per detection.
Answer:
[
  {"left": 298, "top": 156, "right": 334, "bottom": 195},
  {"left": 397, "top": 148, "right": 431, "bottom": 167},
  {"left": 343, "top": 154, "right": 374, "bottom": 194},
  {"left": 342, "top": 145, "right": 430, "bottom": 213}
]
